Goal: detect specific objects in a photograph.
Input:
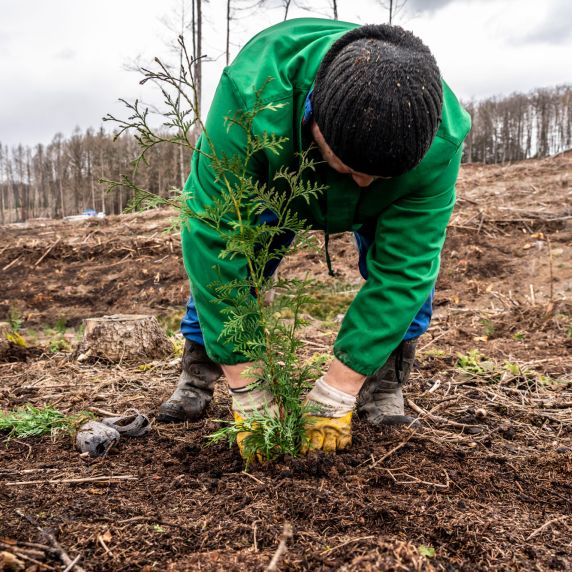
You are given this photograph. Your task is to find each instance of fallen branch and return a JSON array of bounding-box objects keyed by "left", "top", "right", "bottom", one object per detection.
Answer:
[
  {"left": 2, "top": 254, "right": 22, "bottom": 271},
  {"left": 6, "top": 475, "right": 137, "bottom": 486},
  {"left": 62, "top": 554, "right": 82, "bottom": 572},
  {"left": 393, "top": 469, "right": 450, "bottom": 489},
  {"left": 34, "top": 238, "right": 61, "bottom": 267},
  {"left": 242, "top": 471, "right": 265, "bottom": 485},
  {"left": 369, "top": 433, "right": 415, "bottom": 469},
  {"left": 321, "top": 535, "right": 376, "bottom": 555},
  {"left": 266, "top": 522, "right": 293, "bottom": 572},
  {"left": 4, "top": 549, "right": 54, "bottom": 570},
  {"left": 15, "top": 510, "right": 85, "bottom": 572},
  {"left": 0, "top": 541, "right": 48, "bottom": 560},
  {"left": 407, "top": 399, "right": 483, "bottom": 432},
  {"left": 526, "top": 514, "right": 571, "bottom": 541}
]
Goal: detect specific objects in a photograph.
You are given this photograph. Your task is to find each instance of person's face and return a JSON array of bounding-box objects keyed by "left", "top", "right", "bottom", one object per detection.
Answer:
[{"left": 311, "top": 121, "right": 386, "bottom": 188}]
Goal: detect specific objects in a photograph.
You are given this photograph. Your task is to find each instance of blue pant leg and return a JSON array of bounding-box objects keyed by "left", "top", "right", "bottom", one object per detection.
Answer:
[
  {"left": 180, "top": 295, "right": 206, "bottom": 345},
  {"left": 181, "top": 210, "right": 293, "bottom": 344},
  {"left": 354, "top": 228, "right": 434, "bottom": 340}
]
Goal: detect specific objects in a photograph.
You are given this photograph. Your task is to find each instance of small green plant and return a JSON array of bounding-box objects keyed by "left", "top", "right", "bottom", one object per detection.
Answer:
[
  {"left": 5, "top": 307, "right": 27, "bottom": 347},
  {"left": 456, "top": 349, "right": 495, "bottom": 376},
  {"left": 512, "top": 331, "right": 526, "bottom": 341},
  {"left": 202, "top": 126, "right": 326, "bottom": 460},
  {"left": 158, "top": 312, "right": 184, "bottom": 338},
  {"left": 104, "top": 37, "right": 327, "bottom": 464},
  {"left": 0, "top": 405, "right": 93, "bottom": 439},
  {"left": 54, "top": 318, "right": 67, "bottom": 335},
  {"left": 48, "top": 336, "right": 71, "bottom": 353},
  {"left": 8, "top": 307, "right": 23, "bottom": 332},
  {"left": 421, "top": 348, "right": 446, "bottom": 359},
  {"left": 418, "top": 545, "right": 436, "bottom": 558},
  {"left": 503, "top": 361, "right": 521, "bottom": 377},
  {"left": 457, "top": 350, "right": 558, "bottom": 387},
  {"left": 480, "top": 318, "right": 496, "bottom": 338}
]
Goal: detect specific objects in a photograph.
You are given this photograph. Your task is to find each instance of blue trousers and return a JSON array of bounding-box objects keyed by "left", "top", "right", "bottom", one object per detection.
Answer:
[{"left": 181, "top": 214, "right": 433, "bottom": 346}]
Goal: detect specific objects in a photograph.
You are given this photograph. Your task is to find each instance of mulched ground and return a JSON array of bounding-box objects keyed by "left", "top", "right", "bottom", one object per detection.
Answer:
[{"left": 1, "top": 153, "right": 571, "bottom": 571}]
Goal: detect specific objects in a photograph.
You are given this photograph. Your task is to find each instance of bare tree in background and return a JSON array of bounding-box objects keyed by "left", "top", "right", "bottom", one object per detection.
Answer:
[
  {"left": 194, "top": 0, "right": 203, "bottom": 119},
  {"left": 257, "top": 0, "right": 306, "bottom": 21},
  {"left": 159, "top": 0, "right": 202, "bottom": 187},
  {"left": 331, "top": 0, "right": 338, "bottom": 19},
  {"left": 379, "top": 0, "right": 408, "bottom": 24},
  {"left": 462, "top": 85, "right": 572, "bottom": 164},
  {"left": 0, "top": 144, "right": 5, "bottom": 224},
  {"left": 226, "top": 0, "right": 231, "bottom": 65}
]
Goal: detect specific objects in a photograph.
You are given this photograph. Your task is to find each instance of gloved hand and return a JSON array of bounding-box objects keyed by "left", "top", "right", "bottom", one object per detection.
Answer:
[
  {"left": 230, "top": 382, "right": 276, "bottom": 462},
  {"left": 301, "top": 376, "right": 356, "bottom": 454}
]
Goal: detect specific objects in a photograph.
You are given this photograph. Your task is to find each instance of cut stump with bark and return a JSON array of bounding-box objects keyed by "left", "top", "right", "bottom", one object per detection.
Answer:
[
  {"left": 0, "top": 322, "right": 10, "bottom": 352},
  {"left": 76, "top": 314, "right": 173, "bottom": 363}
]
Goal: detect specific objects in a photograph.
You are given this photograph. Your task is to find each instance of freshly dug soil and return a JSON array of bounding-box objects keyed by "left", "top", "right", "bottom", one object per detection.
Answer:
[{"left": 1, "top": 153, "right": 571, "bottom": 571}]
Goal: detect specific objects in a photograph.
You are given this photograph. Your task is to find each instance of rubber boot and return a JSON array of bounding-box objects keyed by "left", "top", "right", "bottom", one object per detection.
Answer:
[
  {"left": 157, "top": 339, "right": 223, "bottom": 423},
  {"left": 357, "top": 338, "right": 419, "bottom": 427}
]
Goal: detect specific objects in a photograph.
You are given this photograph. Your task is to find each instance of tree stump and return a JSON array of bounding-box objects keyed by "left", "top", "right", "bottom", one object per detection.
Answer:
[
  {"left": 0, "top": 322, "right": 10, "bottom": 355},
  {"left": 76, "top": 314, "right": 173, "bottom": 363}
]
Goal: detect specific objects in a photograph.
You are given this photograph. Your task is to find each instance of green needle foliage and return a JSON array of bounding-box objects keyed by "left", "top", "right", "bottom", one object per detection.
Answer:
[
  {"left": 104, "top": 36, "right": 328, "bottom": 464},
  {"left": 0, "top": 405, "right": 93, "bottom": 439},
  {"left": 203, "top": 100, "right": 328, "bottom": 461}
]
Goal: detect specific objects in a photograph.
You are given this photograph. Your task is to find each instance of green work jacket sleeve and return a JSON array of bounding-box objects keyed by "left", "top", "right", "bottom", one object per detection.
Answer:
[
  {"left": 181, "top": 71, "right": 262, "bottom": 366},
  {"left": 333, "top": 145, "right": 462, "bottom": 376}
]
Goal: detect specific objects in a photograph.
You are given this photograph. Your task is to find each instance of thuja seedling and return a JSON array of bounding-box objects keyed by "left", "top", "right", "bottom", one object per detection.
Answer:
[
  {"left": 201, "top": 95, "right": 328, "bottom": 463},
  {"left": 104, "top": 39, "right": 328, "bottom": 464}
]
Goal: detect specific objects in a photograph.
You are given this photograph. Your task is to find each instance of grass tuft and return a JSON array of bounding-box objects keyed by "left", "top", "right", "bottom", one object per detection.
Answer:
[{"left": 0, "top": 404, "right": 93, "bottom": 439}]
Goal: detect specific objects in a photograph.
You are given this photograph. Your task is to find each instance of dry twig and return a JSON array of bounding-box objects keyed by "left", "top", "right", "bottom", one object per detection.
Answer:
[
  {"left": 15, "top": 510, "right": 85, "bottom": 572},
  {"left": 6, "top": 475, "right": 137, "bottom": 486},
  {"left": 266, "top": 522, "right": 293, "bottom": 572},
  {"left": 526, "top": 515, "right": 571, "bottom": 541}
]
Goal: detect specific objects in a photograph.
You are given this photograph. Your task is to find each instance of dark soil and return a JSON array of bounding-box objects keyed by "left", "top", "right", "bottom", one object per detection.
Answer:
[{"left": 1, "top": 153, "right": 571, "bottom": 571}]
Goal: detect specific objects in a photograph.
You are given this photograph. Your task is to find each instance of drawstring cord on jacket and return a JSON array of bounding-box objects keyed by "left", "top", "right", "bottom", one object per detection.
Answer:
[{"left": 324, "top": 232, "right": 336, "bottom": 277}]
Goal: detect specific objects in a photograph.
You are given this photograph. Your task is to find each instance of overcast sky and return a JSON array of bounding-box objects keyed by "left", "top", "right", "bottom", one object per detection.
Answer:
[{"left": 0, "top": 0, "right": 570, "bottom": 148}]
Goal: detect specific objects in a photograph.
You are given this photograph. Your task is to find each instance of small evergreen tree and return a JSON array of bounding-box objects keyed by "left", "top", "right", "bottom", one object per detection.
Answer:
[{"left": 104, "top": 36, "right": 327, "bottom": 464}]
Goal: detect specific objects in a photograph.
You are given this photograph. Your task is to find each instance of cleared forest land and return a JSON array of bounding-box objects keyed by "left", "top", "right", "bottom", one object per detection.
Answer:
[{"left": 1, "top": 153, "right": 571, "bottom": 571}]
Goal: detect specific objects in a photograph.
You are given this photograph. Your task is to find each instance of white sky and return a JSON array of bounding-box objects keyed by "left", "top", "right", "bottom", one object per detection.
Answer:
[{"left": 0, "top": 0, "right": 570, "bottom": 147}]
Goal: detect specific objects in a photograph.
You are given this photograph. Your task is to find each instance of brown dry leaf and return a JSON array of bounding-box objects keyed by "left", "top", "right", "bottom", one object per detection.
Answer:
[
  {"left": 0, "top": 551, "right": 25, "bottom": 572},
  {"left": 101, "top": 530, "right": 113, "bottom": 543},
  {"left": 530, "top": 232, "right": 546, "bottom": 240}
]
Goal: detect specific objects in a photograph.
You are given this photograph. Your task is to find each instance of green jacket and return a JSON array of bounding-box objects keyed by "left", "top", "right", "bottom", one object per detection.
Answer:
[{"left": 182, "top": 18, "right": 471, "bottom": 375}]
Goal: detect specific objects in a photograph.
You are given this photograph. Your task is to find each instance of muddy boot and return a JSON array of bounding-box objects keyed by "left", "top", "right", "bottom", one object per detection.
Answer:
[
  {"left": 357, "top": 338, "right": 420, "bottom": 427},
  {"left": 157, "top": 340, "right": 223, "bottom": 423}
]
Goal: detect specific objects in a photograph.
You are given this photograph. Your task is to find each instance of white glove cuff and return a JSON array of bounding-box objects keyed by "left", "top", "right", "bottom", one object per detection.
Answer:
[
  {"left": 229, "top": 383, "right": 276, "bottom": 416},
  {"left": 306, "top": 376, "right": 356, "bottom": 418}
]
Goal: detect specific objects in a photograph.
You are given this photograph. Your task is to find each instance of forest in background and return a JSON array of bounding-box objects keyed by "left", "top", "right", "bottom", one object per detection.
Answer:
[
  {"left": 1, "top": 0, "right": 571, "bottom": 224},
  {"left": 1, "top": 84, "right": 570, "bottom": 225}
]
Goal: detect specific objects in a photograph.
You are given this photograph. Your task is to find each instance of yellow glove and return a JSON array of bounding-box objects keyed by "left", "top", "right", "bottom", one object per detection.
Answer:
[
  {"left": 301, "top": 411, "right": 353, "bottom": 454},
  {"left": 233, "top": 411, "right": 263, "bottom": 463},
  {"left": 301, "top": 377, "right": 356, "bottom": 454},
  {"left": 230, "top": 383, "right": 275, "bottom": 463}
]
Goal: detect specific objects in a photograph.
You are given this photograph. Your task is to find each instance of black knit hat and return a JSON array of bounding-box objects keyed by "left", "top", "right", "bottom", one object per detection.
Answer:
[{"left": 312, "top": 25, "right": 443, "bottom": 177}]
